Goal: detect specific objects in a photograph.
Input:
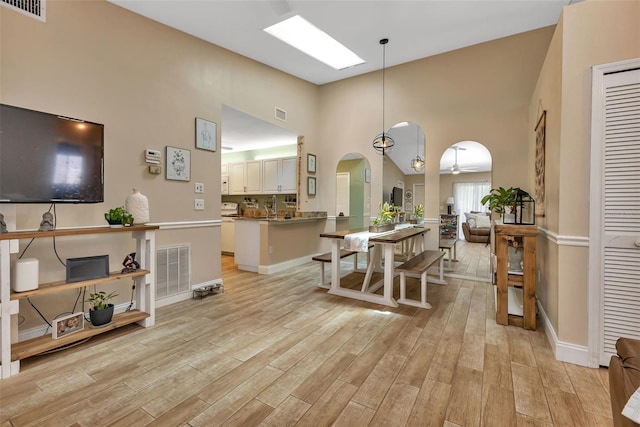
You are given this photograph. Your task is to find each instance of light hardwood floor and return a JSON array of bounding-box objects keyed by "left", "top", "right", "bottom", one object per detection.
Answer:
[{"left": 1, "top": 255, "right": 613, "bottom": 426}]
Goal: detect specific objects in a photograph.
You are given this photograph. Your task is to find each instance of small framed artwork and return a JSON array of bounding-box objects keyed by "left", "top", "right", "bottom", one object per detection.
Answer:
[
  {"left": 307, "top": 153, "right": 316, "bottom": 173},
  {"left": 534, "top": 110, "right": 546, "bottom": 217},
  {"left": 364, "top": 168, "right": 371, "bottom": 183},
  {"left": 195, "top": 117, "right": 216, "bottom": 152},
  {"left": 53, "top": 312, "right": 84, "bottom": 339},
  {"left": 166, "top": 146, "right": 191, "bottom": 181},
  {"left": 308, "top": 176, "right": 316, "bottom": 196}
]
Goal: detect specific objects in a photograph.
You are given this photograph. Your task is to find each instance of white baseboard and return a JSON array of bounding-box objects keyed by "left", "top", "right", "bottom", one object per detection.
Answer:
[
  {"left": 259, "top": 255, "right": 313, "bottom": 274},
  {"left": 537, "top": 300, "right": 589, "bottom": 367}
]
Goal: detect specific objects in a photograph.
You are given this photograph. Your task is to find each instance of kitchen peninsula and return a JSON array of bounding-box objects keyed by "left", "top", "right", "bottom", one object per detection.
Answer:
[{"left": 234, "top": 212, "right": 331, "bottom": 274}]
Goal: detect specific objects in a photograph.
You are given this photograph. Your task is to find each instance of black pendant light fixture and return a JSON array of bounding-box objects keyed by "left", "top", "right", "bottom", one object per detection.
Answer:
[
  {"left": 410, "top": 125, "right": 424, "bottom": 172},
  {"left": 372, "top": 38, "right": 395, "bottom": 155}
]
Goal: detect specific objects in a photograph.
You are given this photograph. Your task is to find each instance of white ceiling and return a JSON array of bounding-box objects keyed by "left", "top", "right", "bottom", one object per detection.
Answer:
[
  {"left": 108, "top": 0, "right": 573, "bottom": 86},
  {"left": 108, "top": 0, "right": 573, "bottom": 171}
]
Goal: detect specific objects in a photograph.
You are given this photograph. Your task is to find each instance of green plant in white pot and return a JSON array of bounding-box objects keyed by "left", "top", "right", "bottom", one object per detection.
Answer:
[
  {"left": 480, "top": 187, "right": 517, "bottom": 220},
  {"left": 87, "top": 290, "right": 118, "bottom": 327},
  {"left": 413, "top": 204, "right": 424, "bottom": 223}
]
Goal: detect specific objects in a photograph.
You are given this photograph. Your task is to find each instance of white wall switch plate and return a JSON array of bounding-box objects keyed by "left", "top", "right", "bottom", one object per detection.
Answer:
[
  {"left": 195, "top": 182, "right": 204, "bottom": 193},
  {"left": 194, "top": 199, "right": 205, "bottom": 210}
]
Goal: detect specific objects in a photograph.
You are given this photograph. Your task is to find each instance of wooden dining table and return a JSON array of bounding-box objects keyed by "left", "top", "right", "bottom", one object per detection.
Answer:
[{"left": 319, "top": 225, "right": 430, "bottom": 307}]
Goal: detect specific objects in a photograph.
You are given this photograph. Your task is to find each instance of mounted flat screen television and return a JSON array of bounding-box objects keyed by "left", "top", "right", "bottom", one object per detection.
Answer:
[
  {"left": 391, "top": 186, "right": 403, "bottom": 207},
  {"left": 0, "top": 104, "right": 104, "bottom": 203}
]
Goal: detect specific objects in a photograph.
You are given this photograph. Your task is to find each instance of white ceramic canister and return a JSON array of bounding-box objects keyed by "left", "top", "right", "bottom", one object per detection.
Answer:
[{"left": 125, "top": 189, "right": 150, "bottom": 224}]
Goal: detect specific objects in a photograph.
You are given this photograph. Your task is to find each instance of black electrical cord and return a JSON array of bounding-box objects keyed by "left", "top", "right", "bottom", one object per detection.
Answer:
[
  {"left": 51, "top": 204, "right": 66, "bottom": 267},
  {"left": 18, "top": 238, "right": 36, "bottom": 260},
  {"left": 27, "top": 297, "right": 52, "bottom": 328},
  {"left": 126, "top": 284, "right": 136, "bottom": 311}
]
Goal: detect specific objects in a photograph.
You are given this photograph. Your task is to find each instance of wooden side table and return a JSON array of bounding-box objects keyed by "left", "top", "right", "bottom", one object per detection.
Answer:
[{"left": 494, "top": 224, "right": 537, "bottom": 330}]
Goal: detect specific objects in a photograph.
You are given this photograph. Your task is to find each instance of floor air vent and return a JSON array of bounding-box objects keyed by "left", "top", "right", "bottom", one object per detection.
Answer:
[
  {"left": 1, "top": 0, "right": 46, "bottom": 21},
  {"left": 156, "top": 245, "right": 191, "bottom": 299}
]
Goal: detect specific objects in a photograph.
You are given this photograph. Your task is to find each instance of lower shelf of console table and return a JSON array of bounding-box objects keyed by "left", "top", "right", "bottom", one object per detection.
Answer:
[{"left": 11, "top": 309, "right": 149, "bottom": 361}]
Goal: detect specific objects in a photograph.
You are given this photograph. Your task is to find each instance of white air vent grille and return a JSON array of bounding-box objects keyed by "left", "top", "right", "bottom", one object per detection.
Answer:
[
  {"left": 275, "top": 107, "right": 287, "bottom": 122},
  {"left": 156, "top": 245, "right": 190, "bottom": 299},
  {"left": 1, "top": 0, "right": 46, "bottom": 21},
  {"left": 604, "top": 81, "right": 640, "bottom": 233},
  {"left": 602, "top": 247, "right": 640, "bottom": 355}
]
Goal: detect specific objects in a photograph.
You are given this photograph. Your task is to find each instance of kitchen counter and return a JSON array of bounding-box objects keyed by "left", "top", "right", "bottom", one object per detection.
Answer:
[
  {"left": 234, "top": 215, "right": 327, "bottom": 224},
  {"left": 234, "top": 213, "right": 328, "bottom": 274}
]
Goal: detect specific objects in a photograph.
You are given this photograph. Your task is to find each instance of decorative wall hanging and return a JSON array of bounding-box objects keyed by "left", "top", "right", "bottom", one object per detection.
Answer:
[
  {"left": 307, "top": 153, "right": 316, "bottom": 173},
  {"left": 308, "top": 176, "right": 316, "bottom": 196},
  {"left": 195, "top": 117, "right": 216, "bottom": 152},
  {"left": 166, "top": 146, "right": 191, "bottom": 181},
  {"left": 534, "top": 109, "right": 546, "bottom": 217}
]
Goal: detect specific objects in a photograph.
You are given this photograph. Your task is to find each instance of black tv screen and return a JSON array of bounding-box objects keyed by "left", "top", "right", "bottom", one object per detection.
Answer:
[
  {"left": 391, "top": 186, "right": 403, "bottom": 206},
  {"left": 0, "top": 104, "right": 104, "bottom": 203}
]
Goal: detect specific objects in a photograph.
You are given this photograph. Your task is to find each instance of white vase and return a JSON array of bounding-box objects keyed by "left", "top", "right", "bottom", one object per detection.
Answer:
[{"left": 125, "top": 189, "right": 149, "bottom": 224}]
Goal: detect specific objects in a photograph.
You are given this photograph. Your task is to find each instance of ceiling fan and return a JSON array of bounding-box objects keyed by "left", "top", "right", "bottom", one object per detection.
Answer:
[{"left": 448, "top": 146, "right": 478, "bottom": 174}]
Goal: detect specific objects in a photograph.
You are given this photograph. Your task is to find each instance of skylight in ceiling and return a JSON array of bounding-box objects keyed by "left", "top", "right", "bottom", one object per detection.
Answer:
[{"left": 264, "top": 15, "right": 364, "bottom": 70}]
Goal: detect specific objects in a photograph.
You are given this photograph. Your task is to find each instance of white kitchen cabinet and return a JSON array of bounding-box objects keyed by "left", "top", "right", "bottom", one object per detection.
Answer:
[
  {"left": 229, "top": 161, "right": 262, "bottom": 194},
  {"left": 262, "top": 157, "right": 297, "bottom": 193},
  {"left": 221, "top": 218, "right": 235, "bottom": 254}
]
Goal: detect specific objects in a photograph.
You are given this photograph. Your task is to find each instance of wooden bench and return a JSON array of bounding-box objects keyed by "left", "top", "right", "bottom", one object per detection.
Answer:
[
  {"left": 396, "top": 250, "right": 446, "bottom": 309},
  {"left": 312, "top": 248, "right": 370, "bottom": 289}
]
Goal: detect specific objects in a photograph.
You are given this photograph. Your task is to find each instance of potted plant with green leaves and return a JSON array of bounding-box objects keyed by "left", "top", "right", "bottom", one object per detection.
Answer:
[
  {"left": 87, "top": 290, "right": 118, "bottom": 327},
  {"left": 370, "top": 202, "right": 396, "bottom": 232},
  {"left": 104, "top": 206, "right": 134, "bottom": 227},
  {"left": 480, "top": 187, "right": 517, "bottom": 220},
  {"left": 412, "top": 203, "right": 424, "bottom": 224}
]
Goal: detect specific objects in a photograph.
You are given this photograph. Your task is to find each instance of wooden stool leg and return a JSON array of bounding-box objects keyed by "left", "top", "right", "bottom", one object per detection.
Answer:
[
  {"left": 353, "top": 252, "right": 358, "bottom": 271},
  {"left": 421, "top": 271, "right": 427, "bottom": 305}
]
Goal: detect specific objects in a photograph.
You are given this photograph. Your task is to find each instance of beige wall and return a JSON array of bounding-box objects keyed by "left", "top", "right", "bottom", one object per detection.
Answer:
[
  {"left": 316, "top": 27, "right": 554, "bottom": 231},
  {"left": 1, "top": 0, "right": 320, "bottom": 327},
  {"left": 529, "top": 0, "right": 640, "bottom": 348}
]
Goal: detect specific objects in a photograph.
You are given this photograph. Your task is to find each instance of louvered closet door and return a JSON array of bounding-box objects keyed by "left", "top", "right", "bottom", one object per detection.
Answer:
[{"left": 599, "top": 68, "right": 640, "bottom": 365}]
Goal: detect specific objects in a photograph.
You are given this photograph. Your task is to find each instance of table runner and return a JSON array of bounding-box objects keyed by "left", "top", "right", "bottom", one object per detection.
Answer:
[{"left": 343, "top": 223, "right": 413, "bottom": 252}]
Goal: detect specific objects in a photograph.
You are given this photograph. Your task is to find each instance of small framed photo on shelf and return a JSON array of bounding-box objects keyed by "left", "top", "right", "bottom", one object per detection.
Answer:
[
  {"left": 166, "top": 146, "right": 191, "bottom": 181},
  {"left": 308, "top": 176, "right": 316, "bottom": 196},
  {"left": 53, "top": 312, "right": 84, "bottom": 339},
  {"left": 195, "top": 117, "right": 217, "bottom": 152},
  {"left": 307, "top": 153, "right": 316, "bottom": 173}
]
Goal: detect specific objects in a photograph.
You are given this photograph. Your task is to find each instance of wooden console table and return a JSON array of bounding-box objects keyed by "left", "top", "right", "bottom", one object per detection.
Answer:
[{"left": 494, "top": 224, "right": 537, "bottom": 330}]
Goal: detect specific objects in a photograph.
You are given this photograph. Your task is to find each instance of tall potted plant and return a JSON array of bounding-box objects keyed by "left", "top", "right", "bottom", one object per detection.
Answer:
[
  {"left": 87, "top": 290, "right": 118, "bottom": 327},
  {"left": 481, "top": 187, "right": 517, "bottom": 220}
]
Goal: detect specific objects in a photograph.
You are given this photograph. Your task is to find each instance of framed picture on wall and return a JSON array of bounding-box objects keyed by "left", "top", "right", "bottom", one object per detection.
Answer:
[
  {"left": 308, "top": 176, "right": 316, "bottom": 196},
  {"left": 307, "top": 153, "right": 316, "bottom": 173},
  {"left": 166, "top": 146, "right": 191, "bottom": 181},
  {"left": 195, "top": 117, "right": 216, "bottom": 152},
  {"left": 534, "top": 110, "right": 546, "bottom": 217}
]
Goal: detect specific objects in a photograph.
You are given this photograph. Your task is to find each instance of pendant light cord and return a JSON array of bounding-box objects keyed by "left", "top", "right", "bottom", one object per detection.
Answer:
[{"left": 381, "top": 38, "right": 388, "bottom": 144}]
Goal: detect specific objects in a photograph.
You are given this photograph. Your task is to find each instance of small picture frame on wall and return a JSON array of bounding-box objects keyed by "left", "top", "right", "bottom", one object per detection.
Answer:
[
  {"left": 307, "top": 153, "right": 316, "bottom": 173},
  {"left": 53, "top": 312, "right": 84, "bottom": 339},
  {"left": 195, "top": 117, "right": 217, "bottom": 152},
  {"left": 166, "top": 146, "right": 191, "bottom": 181},
  {"left": 308, "top": 176, "right": 316, "bottom": 196},
  {"left": 365, "top": 168, "right": 371, "bottom": 183}
]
